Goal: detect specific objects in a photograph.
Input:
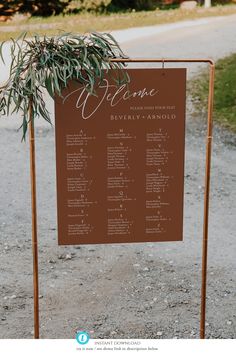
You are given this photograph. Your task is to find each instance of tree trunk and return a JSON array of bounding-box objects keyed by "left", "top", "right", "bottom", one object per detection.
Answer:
[{"left": 204, "top": 0, "right": 211, "bottom": 8}]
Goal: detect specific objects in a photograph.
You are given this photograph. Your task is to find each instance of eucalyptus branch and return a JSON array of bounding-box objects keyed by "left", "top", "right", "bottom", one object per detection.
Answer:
[{"left": 0, "top": 32, "right": 129, "bottom": 140}]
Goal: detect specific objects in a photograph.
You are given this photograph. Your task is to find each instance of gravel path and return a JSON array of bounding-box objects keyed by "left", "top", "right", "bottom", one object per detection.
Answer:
[{"left": 0, "top": 16, "right": 236, "bottom": 339}]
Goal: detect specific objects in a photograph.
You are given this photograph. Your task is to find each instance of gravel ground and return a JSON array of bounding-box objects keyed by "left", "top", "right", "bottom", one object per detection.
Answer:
[{"left": 0, "top": 15, "right": 236, "bottom": 339}]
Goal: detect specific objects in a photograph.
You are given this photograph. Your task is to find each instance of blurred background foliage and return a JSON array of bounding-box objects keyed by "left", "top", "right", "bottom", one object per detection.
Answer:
[
  {"left": 0, "top": 0, "right": 235, "bottom": 19},
  {"left": 0, "top": 1, "right": 70, "bottom": 17}
]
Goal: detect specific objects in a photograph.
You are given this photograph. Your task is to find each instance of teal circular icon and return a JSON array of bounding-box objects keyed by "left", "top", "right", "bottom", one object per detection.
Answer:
[{"left": 76, "top": 331, "right": 90, "bottom": 345}]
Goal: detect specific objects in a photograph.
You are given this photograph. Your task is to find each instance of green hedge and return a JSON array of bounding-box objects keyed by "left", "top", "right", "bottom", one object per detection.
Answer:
[
  {"left": 68, "top": 0, "right": 157, "bottom": 13},
  {"left": 108, "top": 0, "right": 157, "bottom": 11},
  {"left": 69, "top": 0, "right": 111, "bottom": 12}
]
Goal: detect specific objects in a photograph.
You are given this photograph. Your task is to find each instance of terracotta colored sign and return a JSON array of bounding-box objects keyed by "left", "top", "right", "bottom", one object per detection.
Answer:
[{"left": 55, "top": 68, "right": 186, "bottom": 245}]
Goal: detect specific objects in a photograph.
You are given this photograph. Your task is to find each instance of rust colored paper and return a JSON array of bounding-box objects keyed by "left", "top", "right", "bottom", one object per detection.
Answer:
[{"left": 55, "top": 69, "right": 186, "bottom": 245}]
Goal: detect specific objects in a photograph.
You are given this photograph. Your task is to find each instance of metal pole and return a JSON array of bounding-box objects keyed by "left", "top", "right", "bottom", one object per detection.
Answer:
[
  {"left": 29, "top": 100, "right": 40, "bottom": 339},
  {"left": 200, "top": 63, "right": 215, "bottom": 339}
]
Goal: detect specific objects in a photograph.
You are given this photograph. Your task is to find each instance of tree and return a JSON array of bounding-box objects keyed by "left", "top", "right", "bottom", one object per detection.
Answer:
[
  {"left": 21, "top": 0, "right": 71, "bottom": 16},
  {"left": 0, "top": 1, "right": 71, "bottom": 19}
]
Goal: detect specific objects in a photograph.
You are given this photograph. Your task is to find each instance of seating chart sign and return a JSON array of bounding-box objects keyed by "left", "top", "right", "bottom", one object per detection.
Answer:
[{"left": 55, "top": 68, "right": 186, "bottom": 245}]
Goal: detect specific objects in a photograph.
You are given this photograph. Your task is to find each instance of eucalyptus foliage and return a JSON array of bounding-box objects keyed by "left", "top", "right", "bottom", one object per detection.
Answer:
[{"left": 0, "top": 32, "right": 128, "bottom": 139}]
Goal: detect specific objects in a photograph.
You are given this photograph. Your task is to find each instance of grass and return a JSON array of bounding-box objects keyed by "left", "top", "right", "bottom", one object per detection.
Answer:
[
  {"left": 0, "top": 5, "right": 236, "bottom": 42},
  {"left": 192, "top": 54, "right": 236, "bottom": 132}
]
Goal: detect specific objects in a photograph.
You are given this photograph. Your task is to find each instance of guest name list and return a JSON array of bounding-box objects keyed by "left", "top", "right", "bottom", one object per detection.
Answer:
[{"left": 55, "top": 69, "right": 186, "bottom": 245}]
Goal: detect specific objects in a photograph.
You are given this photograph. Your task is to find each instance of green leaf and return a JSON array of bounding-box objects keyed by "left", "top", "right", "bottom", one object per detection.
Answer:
[
  {"left": 45, "top": 75, "right": 54, "bottom": 99},
  {"left": 0, "top": 41, "right": 6, "bottom": 64}
]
